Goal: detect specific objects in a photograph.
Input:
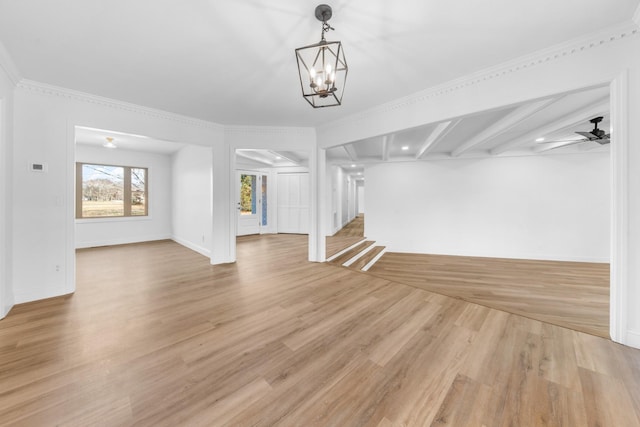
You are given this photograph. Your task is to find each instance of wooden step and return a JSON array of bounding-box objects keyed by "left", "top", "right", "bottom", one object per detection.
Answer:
[
  {"left": 349, "top": 246, "right": 386, "bottom": 271},
  {"left": 328, "top": 240, "right": 375, "bottom": 266}
]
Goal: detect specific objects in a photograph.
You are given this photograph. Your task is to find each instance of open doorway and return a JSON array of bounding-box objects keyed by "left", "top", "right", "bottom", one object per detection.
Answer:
[{"left": 234, "top": 149, "right": 310, "bottom": 238}]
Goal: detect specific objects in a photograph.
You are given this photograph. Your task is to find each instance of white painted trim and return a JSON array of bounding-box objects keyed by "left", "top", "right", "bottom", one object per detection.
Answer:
[
  {"left": 0, "top": 98, "right": 8, "bottom": 319},
  {"left": 66, "top": 122, "right": 76, "bottom": 297},
  {"left": 609, "top": 71, "right": 629, "bottom": 344},
  {"left": 18, "top": 80, "right": 222, "bottom": 131},
  {"left": 75, "top": 234, "right": 172, "bottom": 249},
  {"left": 228, "top": 145, "right": 237, "bottom": 262},
  {"left": 326, "top": 238, "right": 367, "bottom": 262},
  {"left": 0, "top": 40, "right": 21, "bottom": 85},
  {"left": 14, "top": 287, "right": 74, "bottom": 305},
  {"left": 362, "top": 248, "right": 387, "bottom": 272},
  {"left": 172, "top": 236, "right": 211, "bottom": 258},
  {"left": 311, "top": 146, "right": 326, "bottom": 262},
  {"left": 626, "top": 330, "right": 640, "bottom": 348},
  {"left": 382, "top": 249, "right": 608, "bottom": 264},
  {"left": 318, "top": 21, "right": 639, "bottom": 147}
]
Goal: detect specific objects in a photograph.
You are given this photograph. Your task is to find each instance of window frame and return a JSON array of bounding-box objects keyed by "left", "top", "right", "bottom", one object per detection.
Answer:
[{"left": 75, "top": 162, "right": 149, "bottom": 220}]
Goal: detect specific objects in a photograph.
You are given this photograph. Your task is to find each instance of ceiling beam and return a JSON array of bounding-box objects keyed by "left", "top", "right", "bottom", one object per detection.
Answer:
[
  {"left": 270, "top": 150, "right": 301, "bottom": 165},
  {"left": 381, "top": 134, "right": 394, "bottom": 161},
  {"left": 235, "top": 150, "right": 273, "bottom": 166},
  {"left": 490, "top": 97, "right": 609, "bottom": 155},
  {"left": 451, "top": 98, "right": 557, "bottom": 157},
  {"left": 415, "top": 120, "right": 459, "bottom": 159},
  {"left": 342, "top": 144, "right": 358, "bottom": 162}
]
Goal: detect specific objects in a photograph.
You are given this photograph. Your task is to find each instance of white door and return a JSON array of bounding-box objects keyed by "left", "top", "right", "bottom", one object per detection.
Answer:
[
  {"left": 237, "top": 171, "right": 268, "bottom": 236},
  {"left": 277, "top": 173, "right": 309, "bottom": 234}
]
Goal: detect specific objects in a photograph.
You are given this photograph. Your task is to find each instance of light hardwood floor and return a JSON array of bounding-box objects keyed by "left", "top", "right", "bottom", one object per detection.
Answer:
[
  {"left": 326, "top": 214, "right": 365, "bottom": 258},
  {"left": 0, "top": 235, "right": 639, "bottom": 426},
  {"left": 368, "top": 252, "right": 610, "bottom": 339},
  {"left": 327, "top": 213, "right": 609, "bottom": 339}
]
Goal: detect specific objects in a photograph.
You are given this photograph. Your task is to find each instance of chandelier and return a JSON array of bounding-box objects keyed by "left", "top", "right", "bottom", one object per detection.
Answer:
[{"left": 295, "top": 4, "right": 348, "bottom": 108}]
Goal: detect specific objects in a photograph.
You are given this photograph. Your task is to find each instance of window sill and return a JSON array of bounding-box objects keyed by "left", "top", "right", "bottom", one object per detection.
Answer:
[{"left": 76, "top": 216, "right": 152, "bottom": 224}]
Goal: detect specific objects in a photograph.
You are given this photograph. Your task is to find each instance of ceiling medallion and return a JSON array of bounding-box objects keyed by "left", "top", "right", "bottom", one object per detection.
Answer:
[{"left": 295, "top": 4, "right": 348, "bottom": 108}]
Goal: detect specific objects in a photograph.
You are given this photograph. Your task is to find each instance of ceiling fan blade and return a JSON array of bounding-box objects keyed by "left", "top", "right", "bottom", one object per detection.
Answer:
[
  {"left": 575, "top": 131, "right": 597, "bottom": 139},
  {"left": 596, "top": 139, "right": 611, "bottom": 145},
  {"left": 539, "top": 140, "right": 586, "bottom": 151},
  {"left": 538, "top": 138, "right": 587, "bottom": 144}
]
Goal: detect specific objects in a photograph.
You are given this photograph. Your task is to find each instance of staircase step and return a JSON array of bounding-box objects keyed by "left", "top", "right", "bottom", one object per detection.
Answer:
[
  {"left": 349, "top": 246, "right": 386, "bottom": 271},
  {"left": 329, "top": 240, "right": 375, "bottom": 266}
]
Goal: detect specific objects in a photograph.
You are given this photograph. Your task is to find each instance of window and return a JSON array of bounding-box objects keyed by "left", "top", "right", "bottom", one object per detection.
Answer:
[
  {"left": 76, "top": 163, "right": 148, "bottom": 218},
  {"left": 240, "top": 173, "right": 256, "bottom": 215}
]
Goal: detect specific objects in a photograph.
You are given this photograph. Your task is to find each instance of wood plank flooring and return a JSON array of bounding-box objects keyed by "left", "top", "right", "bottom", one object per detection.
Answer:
[
  {"left": 326, "top": 214, "right": 365, "bottom": 258},
  {"left": 367, "top": 252, "right": 610, "bottom": 338},
  {"left": 0, "top": 235, "right": 638, "bottom": 426}
]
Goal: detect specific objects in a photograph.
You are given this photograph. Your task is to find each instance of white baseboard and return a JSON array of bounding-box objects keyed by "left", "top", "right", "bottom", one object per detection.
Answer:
[
  {"left": 14, "top": 286, "right": 73, "bottom": 305},
  {"left": 172, "top": 236, "right": 211, "bottom": 258},
  {"left": 75, "top": 234, "right": 172, "bottom": 249},
  {"left": 625, "top": 329, "right": 640, "bottom": 350},
  {"left": 382, "top": 246, "right": 609, "bottom": 263}
]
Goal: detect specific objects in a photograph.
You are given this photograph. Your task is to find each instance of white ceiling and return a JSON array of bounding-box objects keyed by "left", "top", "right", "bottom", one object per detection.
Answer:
[
  {"left": 75, "top": 126, "right": 185, "bottom": 154},
  {"left": 0, "top": 0, "right": 637, "bottom": 128},
  {"left": 1, "top": 1, "right": 634, "bottom": 179}
]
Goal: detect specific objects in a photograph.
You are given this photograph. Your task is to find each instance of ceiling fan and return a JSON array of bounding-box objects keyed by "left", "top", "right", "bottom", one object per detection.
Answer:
[{"left": 539, "top": 116, "right": 610, "bottom": 149}]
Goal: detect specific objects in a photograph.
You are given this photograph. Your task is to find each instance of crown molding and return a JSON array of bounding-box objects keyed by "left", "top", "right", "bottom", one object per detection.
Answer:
[
  {"left": 319, "top": 21, "right": 639, "bottom": 135},
  {"left": 16, "top": 79, "right": 223, "bottom": 131},
  {"left": 0, "top": 40, "right": 22, "bottom": 85},
  {"left": 224, "top": 125, "right": 315, "bottom": 136}
]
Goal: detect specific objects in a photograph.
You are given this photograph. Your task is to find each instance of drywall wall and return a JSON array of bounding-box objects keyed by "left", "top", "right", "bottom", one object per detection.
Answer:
[
  {"left": 326, "top": 165, "right": 359, "bottom": 235},
  {"left": 0, "top": 43, "right": 16, "bottom": 319},
  {"left": 12, "top": 82, "right": 222, "bottom": 304},
  {"left": 75, "top": 144, "right": 172, "bottom": 248},
  {"left": 357, "top": 182, "right": 365, "bottom": 214},
  {"left": 366, "top": 152, "right": 610, "bottom": 262},
  {"left": 172, "top": 145, "right": 213, "bottom": 257},
  {"left": 317, "top": 25, "right": 640, "bottom": 347},
  {"left": 221, "top": 126, "right": 317, "bottom": 261}
]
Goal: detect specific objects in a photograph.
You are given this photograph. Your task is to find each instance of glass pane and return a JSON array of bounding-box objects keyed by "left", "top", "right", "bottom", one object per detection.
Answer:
[
  {"left": 240, "top": 174, "right": 256, "bottom": 215},
  {"left": 261, "top": 175, "right": 267, "bottom": 226},
  {"left": 131, "top": 168, "right": 147, "bottom": 216},
  {"left": 82, "top": 164, "right": 124, "bottom": 217}
]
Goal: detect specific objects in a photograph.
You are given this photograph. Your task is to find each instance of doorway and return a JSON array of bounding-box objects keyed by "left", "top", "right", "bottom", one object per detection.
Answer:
[{"left": 237, "top": 170, "right": 268, "bottom": 236}]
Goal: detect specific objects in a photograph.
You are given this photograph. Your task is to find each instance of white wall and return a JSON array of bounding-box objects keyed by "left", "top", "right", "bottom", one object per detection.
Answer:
[
  {"left": 11, "top": 82, "right": 222, "bottom": 304},
  {"left": 0, "top": 42, "right": 17, "bottom": 319},
  {"left": 326, "top": 165, "right": 359, "bottom": 235},
  {"left": 357, "top": 182, "right": 365, "bottom": 214},
  {"left": 221, "top": 127, "right": 318, "bottom": 262},
  {"left": 317, "top": 24, "right": 640, "bottom": 347},
  {"left": 366, "top": 152, "right": 610, "bottom": 262},
  {"left": 75, "top": 144, "right": 172, "bottom": 248},
  {"left": 326, "top": 165, "right": 343, "bottom": 235},
  {"left": 172, "top": 145, "right": 213, "bottom": 257}
]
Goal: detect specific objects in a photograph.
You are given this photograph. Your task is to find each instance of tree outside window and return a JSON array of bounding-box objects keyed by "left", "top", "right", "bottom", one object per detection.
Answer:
[{"left": 76, "top": 163, "right": 148, "bottom": 218}]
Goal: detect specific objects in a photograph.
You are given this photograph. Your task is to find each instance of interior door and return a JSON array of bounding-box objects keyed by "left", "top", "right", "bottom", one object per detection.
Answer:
[
  {"left": 277, "top": 172, "right": 309, "bottom": 234},
  {"left": 237, "top": 171, "right": 263, "bottom": 236}
]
